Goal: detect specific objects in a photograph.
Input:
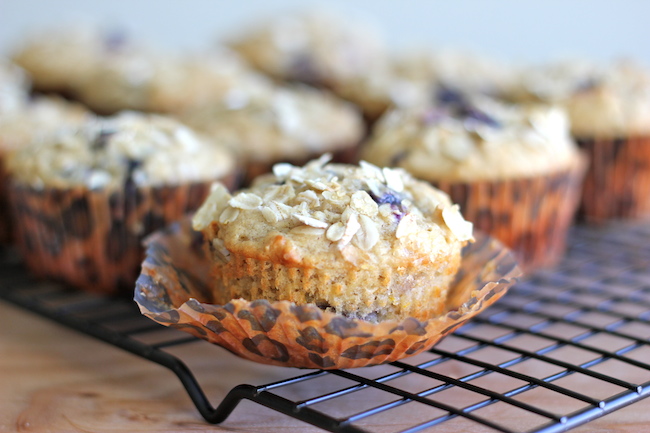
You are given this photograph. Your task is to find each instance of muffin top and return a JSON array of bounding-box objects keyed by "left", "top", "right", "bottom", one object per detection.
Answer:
[
  {"left": 7, "top": 111, "right": 235, "bottom": 190},
  {"left": 182, "top": 84, "right": 364, "bottom": 163},
  {"left": 508, "top": 60, "right": 650, "bottom": 138},
  {"left": 0, "top": 59, "right": 30, "bottom": 115},
  {"left": 363, "top": 90, "right": 578, "bottom": 182},
  {"left": 331, "top": 49, "right": 515, "bottom": 121},
  {"left": 11, "top": 25, "right": 138, "bottom": 92},
  {"left": 193, "top": 155, "right": 473, "bottom": 268},
  {"left": 330, "top": 64, "right": 431, "bottom": 120},
  {"left": 392, "top": 49, "right": 517, "bottom": 97},
  {"left": 565, "top": 62, "right": 650, "bottom": 138},
  {"left": 0, "top": 96, "right": 91, "bottom": 151},
  {"left": 75, "top": 47, "right": 273, "bottom": 115},
  {"left": 227, "top": 11, "right": 386, "bottom": 86}
]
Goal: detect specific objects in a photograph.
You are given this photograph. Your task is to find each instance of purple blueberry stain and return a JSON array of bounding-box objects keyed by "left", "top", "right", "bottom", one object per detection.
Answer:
[
  {"left": 420, "top": 108, "right": 446, "bottom": 125},
  {"left": 574, "top": 78, "right": 599, "bottom": 93},
  {"left": 435, "top": 84, "right": 465, "bottom": 106},
  {"left": 389, "top": 150, "right": 409, "bottom": 166},
  {"left": 289, "top": 53, "right": 323, "bottom": 85},
  {"left": 92, "top": 129, "right": 115, "bottom": 150},
  {"left": 368, "top": 190, "right": 406, "bottom": 221},
  {"left": 433, "top": 83, "right": 501, "bottom": 128},
  {"left": 458, "top": 106, "right": 501, "bottom": 128},
  {"left": 375, "top": 192, "right": 402, "bottom": 206},
  {"left": 103, "top": 28, "right": 128, "bottom": 53},
  {"left": 123, "top": 158, "right": 142, "bottom": 194}
]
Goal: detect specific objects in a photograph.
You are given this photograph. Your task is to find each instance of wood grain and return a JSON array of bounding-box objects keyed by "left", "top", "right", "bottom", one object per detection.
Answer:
[{"left": 2, "top": 301, "right": 650, "bottom": 433}]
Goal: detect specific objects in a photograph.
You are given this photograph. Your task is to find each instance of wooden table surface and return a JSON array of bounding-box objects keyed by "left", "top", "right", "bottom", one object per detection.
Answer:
[{"left": 2, "top": 300, "right": 650, "bottom": 433}]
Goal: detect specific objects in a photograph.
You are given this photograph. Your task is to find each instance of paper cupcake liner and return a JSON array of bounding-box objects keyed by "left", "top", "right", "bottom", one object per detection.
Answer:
[
  {"left": 432, "top": 154, "right": 587, "bottom": 272},
  {"left": 212, "top": 250, "right": 458, "bottom": 323},
  {"left": 0, "top": 156, "right": 11, "bottom": 244},
  {"left": 134, "top": 218, "right": 521, "bottom": 369},
  {"left": 8, "top": 172, "right": 237, "bottom": 295},
  {"left": 576, "top": 136, "right": 650, "bottom": 223}
]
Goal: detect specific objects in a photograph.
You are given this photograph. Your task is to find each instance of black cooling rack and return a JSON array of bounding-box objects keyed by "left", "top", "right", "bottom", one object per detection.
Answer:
[{"left": 2, "top": 221, "right": 650, "bottom": 433}]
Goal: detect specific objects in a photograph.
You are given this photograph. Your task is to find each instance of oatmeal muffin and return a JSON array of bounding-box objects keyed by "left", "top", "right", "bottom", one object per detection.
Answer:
[
  {"left": 181, "top": 84, "right": 364, "bottom": 182},
  {"left": 392, "top": 49, "right": 517, "bottom": 99},
  {"left": 330, "top": 48, "right": 516, "bottom": 124},
  {"left": 329, "top": 63, "right": 431, "bottom": 123},
  {"left": 363, "top": 91, "right": 586, "bottom": 270},
  {"left": 507, "top": 60, "right": 650, "bottom": 222},
  {"left": 11, "top": 24, "right": 137, "bottom": 96},
  {"left": 0, "top": 95, "right": 92, "bottom": 243},
  {"left": 6, "top": 111, "right": 237, "bottom": 293},
  {"left": 227, "top": 10, "right": 386, "bottom": 89},
  {"left": 192, "top": 155, "right": 473, "bottom": 322},
  {"left": 75, "top": 47, "right": 272, "bottom": 115}
]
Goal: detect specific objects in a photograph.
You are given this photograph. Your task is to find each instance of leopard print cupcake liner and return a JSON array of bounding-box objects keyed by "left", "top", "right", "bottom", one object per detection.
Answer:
[
  {"left": 576, "top": 136, "right": 650, "bottom": 223},
  {"left": 8, "top": 172, "right": 237, "bottom": 295},
  {"left": 432, "top": 153, "right": 588, "bottom": 272},
  {"left": 0, "top": 157, "right": 11, "bottom": 244},
  {"left": 134, "top": 218, "right": 521, "bottom": 369}
]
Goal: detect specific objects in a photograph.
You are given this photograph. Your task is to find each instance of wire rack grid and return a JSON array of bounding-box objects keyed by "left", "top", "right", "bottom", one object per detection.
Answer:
[{"left": 1, "top": 221, "right": 650, "bottom": 433}]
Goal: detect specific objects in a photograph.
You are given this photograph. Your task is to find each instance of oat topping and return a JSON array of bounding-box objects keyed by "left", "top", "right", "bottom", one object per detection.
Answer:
[
  {"left": 363, "top": 95, "right": 579, "bottom": 182},
  {"left": 442, "top": 205, "right": 474, "bottom": 242},
  {"left": 7, "top": 111, "right": 236, "bottom": 190},
  {"left": 193, "top": 156, "right": 473, "bottom": 261}
]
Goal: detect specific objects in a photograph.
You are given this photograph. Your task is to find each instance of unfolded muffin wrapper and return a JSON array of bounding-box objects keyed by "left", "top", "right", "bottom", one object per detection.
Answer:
[
  {"left": 8, "top": 172, "right": 237, "bottom": 295},
  {"left": 576, "top": 136, "right": 650, "bottom": 223},
  {"left": 432, "top": 153, "right": 588, "bottom": 272},
  {"left": 134, "top": 218, "right": 522, "bottom": 369}
]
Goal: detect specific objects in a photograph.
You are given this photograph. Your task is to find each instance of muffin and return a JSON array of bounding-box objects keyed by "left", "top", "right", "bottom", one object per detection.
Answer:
[
  {"left": 362, "top": 91, "right": 586, "bottom": 270},
  {"left": 181, "top": 84, "right": 365, "bottom": 183},
  {"left": 0, "top": 95, "right": 92, "bottom": 243},
  {"left": 329, "top": 48, "right": 516, "bottom": 124},
  {"left": 507, "top": 60, "right": 650, "bottom": 222},
  {"left": 227, "top": 10, "right": 386, "bottom": 89},
  {"left": 329, "top": 63, "right": 431, "bottom": 123},
  {"left": 6, "top": 111, "right": 237, "bottom": 293},
  {"left": 10, "top": 24, "right": 138, "bottom": 96},
  {"left": 74, "top": 47, "right": 273, "bottom": 115},
  {"left": 192, "top": 155, "right": 474, "bottom": 322},
  {"left": 392, "top": 49, "right": 517, "bottom": 99}
]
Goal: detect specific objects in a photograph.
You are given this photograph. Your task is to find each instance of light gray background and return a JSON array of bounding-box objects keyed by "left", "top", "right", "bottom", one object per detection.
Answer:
[{"left": 1, "top": 0, "right": 648, "bottom": 66}]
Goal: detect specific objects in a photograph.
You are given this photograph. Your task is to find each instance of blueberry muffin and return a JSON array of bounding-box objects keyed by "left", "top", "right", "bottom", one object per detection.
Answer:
[
  {"left": 11, "top": 24, "right": 137, "bottom": 96},
  {"left": 392, "top": 49, "right": 517, "bottom": 99},
  {"left": 181, "top": 84, "right": 365, "bottom": 183},
  {"left": 362, "top": 91, "right": 586, "bottom": 270},
  {"left": 75, "top": 47, "right": 272, "bottom": 115},
  {"left": 329, "top": 64, "right": 431, "bottom": 123},
  {"left": 6, "top": 111, "right": 237, "bottom": 293},
  {"left": 192, "top": 155, "right": 473, "bottom": 322},
  {"left": 507, "top": 60, "right": 650, "bottom": 222},
  {"left": 330, "top": 48, "right": 516, "bottom": 124},
  {"left": 0, "top": 95, "right": 92, "bottom": 243},
  {"left": 227, "top": 10, "right": 386, "bottom": 89}
]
